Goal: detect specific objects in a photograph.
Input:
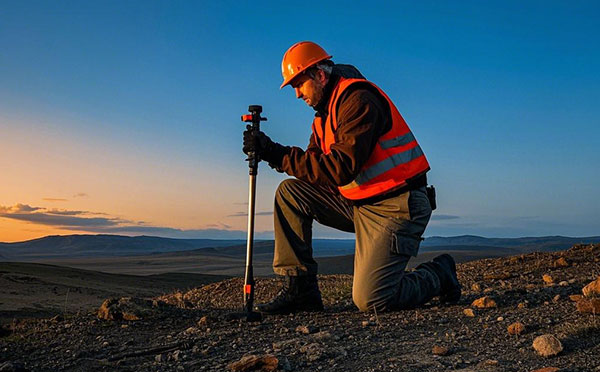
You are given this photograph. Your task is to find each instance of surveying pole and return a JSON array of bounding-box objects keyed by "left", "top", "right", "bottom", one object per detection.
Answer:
[{"left": 240, "top": 105, "right": 266, "bottom": 322}]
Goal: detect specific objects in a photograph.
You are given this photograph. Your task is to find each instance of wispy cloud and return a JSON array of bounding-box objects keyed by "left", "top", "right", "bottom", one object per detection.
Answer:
[
  {"left": 0, "top": 203, "right": 260, "bottom": 239},
  {"left": 0, "top": 204, "right": 42, "bottom": 213},
  {"left": 73, "top": 193, "right": 88, "bottom": 198},
  {"left": 43, "top": 198, "right": 68, "bottom": 202}
]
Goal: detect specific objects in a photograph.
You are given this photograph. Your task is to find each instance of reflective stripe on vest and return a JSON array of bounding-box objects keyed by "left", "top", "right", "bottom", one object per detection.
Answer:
[{"left": 312, "top": 77, "right": 430, "bottom": 200}]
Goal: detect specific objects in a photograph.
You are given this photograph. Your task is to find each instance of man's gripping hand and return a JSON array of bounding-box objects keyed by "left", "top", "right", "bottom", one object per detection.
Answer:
[{"left": 242, "top": 125, "right": 288, "bottom": 167}]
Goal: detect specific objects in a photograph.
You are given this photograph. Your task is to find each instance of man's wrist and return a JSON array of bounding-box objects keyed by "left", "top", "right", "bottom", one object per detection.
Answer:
[{"left": 263, "top": 142, "right": 288, "bottom": 168}]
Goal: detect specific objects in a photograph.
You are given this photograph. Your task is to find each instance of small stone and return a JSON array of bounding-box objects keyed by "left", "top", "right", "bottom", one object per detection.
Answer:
[
  {"left": 471, "top": 283, "right": 481, "bottom": 292},
  {"left": 517, "top": 302, "right": 527, "bottom": 309},
  {"left": 311, "top": 331, "right": 333, "bottom": 340},
  {"left": 552, "top": 295, "right": 561, "bottom": 303},
  {"left": 463, "top": 308, "right": 475, "bottom": 317},
  {"left": 553, "top": 257, "right": 569, "bottom": 268},
  {"left": 484, "top": 359, "right": 498, "bottom": 366},
  {"left": 507, "top": 322, "right": 525, "bottom": 335},
  {"left": 227, "top": 354, "right": 278, "bottom": 372},
  {"left": 472, "top": 296, "right": 497, "bottom": 308},
  {"left": 185, "top": 327, "right": 198, "bottom": 334},
  {"left": 432, "top": 345, "right": 450, "bottom": 356},
  {"left": 569, "top": 294, "right": 583, "bottom": 302},
  {"left": 532, "top": 368, "right": 559, "bottom": 372},
  {"left": 575, "top": 298, "right": 600, "bottom": 313},
  {"left": 198, "top": 316, "right": 209, "bottom": 326},
  {"left": 558, "top": 281, "right": 568, "bottom": 287},
  {"left": 172, "top": 350, "right": 182, "bottom": 361},
  {"left": 542, "top": 274, "right": 554, "bottom": 284},
  {"left": 532, "top": 334, "right": 563, "bottom": 357},
  {"left": 497, "top": 316, "right": 504, "bottom": 321},
  {"left": 583, "top": 277, "right": 600, "bottom": 297},
  {"left": 568, "top": 279, "right": 576, "bottom": 284},
  {"left": 296, "top": 325, "right": 318, "bottom": 334},
  {"left": 155, "top": 354, "right": 166, "bottom": 362}
]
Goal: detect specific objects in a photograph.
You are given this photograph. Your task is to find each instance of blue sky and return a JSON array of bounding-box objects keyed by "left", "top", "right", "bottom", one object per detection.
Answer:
[{"left": 1, "top": 1, "right": 599, "bottom": 241}]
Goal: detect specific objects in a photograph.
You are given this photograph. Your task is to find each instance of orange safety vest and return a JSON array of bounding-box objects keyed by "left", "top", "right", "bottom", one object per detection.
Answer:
[{"left": 311, "top": 78, "right": 430, "bottom": 200}]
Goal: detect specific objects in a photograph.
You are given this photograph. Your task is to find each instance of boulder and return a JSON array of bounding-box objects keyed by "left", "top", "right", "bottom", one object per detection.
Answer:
[
  {"left": 575, "top": 298, "right": 600, "bottom": 314},
  {"left": 472, "top": 296, "right": 497, "bottom": 308},
  {"left": 553, "top": 257, "right": 569, "bottom": 268},
  {"left": 97, "top": 297, "right": 155, "bottom": 321},
  {"left": 432, "top": 345, "right": 450, "bottom": 356},
  {"left": 532, "top": 334, "right": 563, "bottom": 357},
  {"left": 582, "top": 277, "right": 600, "bottom": 297},
  {"left": 507, "top": 322, "right": 525, "bottom": 335},
  {"left": 227, "top": 354, "right": 278, "bottom": 372}
]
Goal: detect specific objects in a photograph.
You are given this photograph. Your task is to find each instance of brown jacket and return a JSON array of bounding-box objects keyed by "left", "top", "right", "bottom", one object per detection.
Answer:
[{"left": 275, "top": 64, "right": 392, "bottom": 189}]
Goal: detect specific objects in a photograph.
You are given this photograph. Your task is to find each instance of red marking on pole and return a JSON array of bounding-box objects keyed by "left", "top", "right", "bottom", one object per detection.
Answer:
[
  {"left": 245, "top": 284, "right": 252, "bottom": 294},
  {"left": 241, "top": 115, "right": 253, "bottom": 122}
]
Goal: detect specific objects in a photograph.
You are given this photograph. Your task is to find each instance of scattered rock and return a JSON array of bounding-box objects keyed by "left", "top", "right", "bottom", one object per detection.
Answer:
[
  {"left": 575, "top": 298, "right": 600, "bottom": 314},
  {"left": 299, "top": 343, "right": 323, "bottom": 361},
  {"left": 507, "top": 322, "right": 525, "bottom": 335},
  {"left": 582, "top": 277, "right": 600, "bottom": 297},
  {"left": 463, "top": 308, "right": 475, "bottom": 317},
  {"left": 227, "top": 354, "right": 278, "bottom": 372},
  {"left": 295, "top": 325, "right": 318, "bottom": 334},
  {"left": 311, "top": 331, "right": 333, "bottom": 340},
  {"left": 552, "top": 295, "right": 561, "bottom": 303},
  {"left": 472, "top": 296, "right": 497, "bottom": 309},
  {"left": 97, "top": 297, "right": 155, "bottom": 321},
  {"left": 484, "top": 272, "right": 512, "bottom": 280},
  {"left": 432, "top": 345, "right": 450, "bottom": 356},
  {"left": 569, "top": 295, "right": 583, "bottom": 302},
  {"left": 518, "top": 302, "right": 528, "bottom": 309},
  {"left": 531, "top": 368, "right": 559, "bottom": 372},
  {"left": 542, "top": 274, "right": 554, "bottom": 284},
  {"left": 532, "top": 335, "right": 563, "bottom": 357},
  {"left": 471, "top": 283, "right": 481, "bottom": 292},
  {"left": 172, "top": 350, "right": 182, "bottom": 361},
  {"left": 553, "top": 257, "right": 569, "bottom": 268},
  {"left": 558, "top": 281, "right": 568, "bottom": 287}
]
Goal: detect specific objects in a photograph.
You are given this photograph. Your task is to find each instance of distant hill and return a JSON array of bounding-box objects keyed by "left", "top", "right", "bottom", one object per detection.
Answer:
[
  {"left": 0, "top": 234, "right": 245, "bottom": 260},
  {"left": 421, "top": 235, "right": 600, "bottom": 252},
  {"left": 1, "top": 234, "right": 599, "bottom": 262}
]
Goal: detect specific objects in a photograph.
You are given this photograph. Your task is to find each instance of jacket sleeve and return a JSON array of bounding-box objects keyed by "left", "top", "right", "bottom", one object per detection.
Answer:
[{"left": 277, "top": 88, "right": 390, "bottom": 187}]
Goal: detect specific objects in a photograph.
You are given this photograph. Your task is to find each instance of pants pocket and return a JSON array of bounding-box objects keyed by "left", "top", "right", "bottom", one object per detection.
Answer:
[{"left": 390, "top": 231, "right": 421, "bottom": 257}]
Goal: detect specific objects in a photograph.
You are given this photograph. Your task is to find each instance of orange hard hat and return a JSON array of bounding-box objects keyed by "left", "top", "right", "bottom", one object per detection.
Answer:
[{"left": 280, "top": 41, "right": 332, "bottom": 89}]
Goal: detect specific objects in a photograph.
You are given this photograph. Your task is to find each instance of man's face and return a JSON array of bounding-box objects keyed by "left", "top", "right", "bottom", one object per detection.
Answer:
[{"left": 291, "top": 71, "right": 326, "bottom": 108}]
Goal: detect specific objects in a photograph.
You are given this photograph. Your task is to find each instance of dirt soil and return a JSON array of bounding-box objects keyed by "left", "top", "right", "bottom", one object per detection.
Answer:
[{"left": 1, "top": 244, "right": 599, "bottom": 371}]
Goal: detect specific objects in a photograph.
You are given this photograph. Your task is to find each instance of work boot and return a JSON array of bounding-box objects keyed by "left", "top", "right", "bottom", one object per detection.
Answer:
[
  {"left": 432, "top": 254, "right": 462, "bottom": 303},
  {"left": 255, "top": 275, "right": 324, "bottom": 315}
]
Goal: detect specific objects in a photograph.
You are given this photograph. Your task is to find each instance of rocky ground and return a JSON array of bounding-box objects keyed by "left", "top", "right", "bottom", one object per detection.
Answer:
[{"left": 1, "top": 244, "right": 599, "bottom": 372}]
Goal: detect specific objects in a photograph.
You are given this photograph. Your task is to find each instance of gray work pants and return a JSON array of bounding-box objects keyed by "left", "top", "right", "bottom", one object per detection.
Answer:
[{"left": 273, "top": 178, "right": 439, "bottom": 312}]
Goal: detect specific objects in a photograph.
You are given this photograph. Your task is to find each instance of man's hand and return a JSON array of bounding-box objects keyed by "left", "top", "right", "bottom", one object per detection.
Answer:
[
  {"left": 242, "top": 125, "right": 287, "bottom": 167},
  {"left": 243, "top": 125, "right": 274, "bottom": 156}
]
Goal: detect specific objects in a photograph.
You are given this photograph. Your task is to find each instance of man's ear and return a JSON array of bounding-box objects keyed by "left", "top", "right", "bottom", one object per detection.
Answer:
[{"left": 317, "top": 69, "right": 328, "bottom": 85}]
